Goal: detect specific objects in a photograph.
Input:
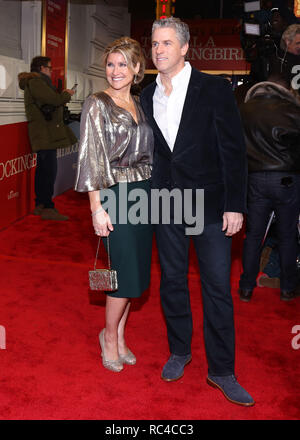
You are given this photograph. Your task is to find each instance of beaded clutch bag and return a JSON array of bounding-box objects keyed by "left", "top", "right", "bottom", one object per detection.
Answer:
[{"left": 89, "top": 236, "right": 118, "bottom": 291}]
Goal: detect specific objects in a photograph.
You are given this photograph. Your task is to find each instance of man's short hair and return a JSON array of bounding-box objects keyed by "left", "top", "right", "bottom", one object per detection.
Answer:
[
  {"left": 280, "top": 24, "right": 300, "bottom": 51},
  {"left": 152, "top": 17, "right": 190, "bottom": 47},
  {"left": 30, "top": 56, "right": 51, "bottom": 73}
]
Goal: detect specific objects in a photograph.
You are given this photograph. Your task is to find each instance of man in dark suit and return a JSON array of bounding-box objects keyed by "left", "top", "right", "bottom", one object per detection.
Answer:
[{"left": 140, "top": 17, "right": 254, "bottom": 407}]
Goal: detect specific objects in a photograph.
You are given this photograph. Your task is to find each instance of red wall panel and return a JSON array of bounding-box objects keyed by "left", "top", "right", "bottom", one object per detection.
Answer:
[{"left": 0, "top": 122, "right": 36, "bottom": 230}]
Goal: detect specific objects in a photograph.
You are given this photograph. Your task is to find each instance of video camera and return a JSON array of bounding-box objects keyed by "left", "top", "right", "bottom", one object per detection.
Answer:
[
  {"left": 241, "top": 1, "right": 279, "bottom": 63},
  {"left": 240, "top": 1, "right": 300, "bottom": 81}
]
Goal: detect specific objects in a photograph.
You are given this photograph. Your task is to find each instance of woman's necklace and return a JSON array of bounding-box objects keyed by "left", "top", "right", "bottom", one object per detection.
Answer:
[
  {"left": 107, "top": 90, "right": 137, "bottom": 123},
  {"left": 108, "top": 90, "right": 131, "bottom": 104},
  {"left": 112, "top": 95, "right": 132, "bottom": 105}
]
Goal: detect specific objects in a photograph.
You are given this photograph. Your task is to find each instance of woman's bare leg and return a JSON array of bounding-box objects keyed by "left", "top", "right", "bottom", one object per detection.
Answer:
[
  {"left": 104, "top": 296, "right": 129, "bottom": 360},
  {"left": 117, "top": 301, "right": 131, "bottom": 356}
]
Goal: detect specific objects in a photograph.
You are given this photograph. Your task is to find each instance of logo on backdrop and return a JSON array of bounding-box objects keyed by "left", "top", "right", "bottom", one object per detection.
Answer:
[
  {"left": 0, "top": 153, "right": 37, "bottom": 181},
  {"left": 7, "top": 190, "right": 20, "bottom": 200},
  {"left": 56, "top": 143, "right": 78, "bottom": 159}
]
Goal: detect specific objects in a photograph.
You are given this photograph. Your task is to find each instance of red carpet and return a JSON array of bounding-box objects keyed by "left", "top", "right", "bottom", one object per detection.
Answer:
[{"left": 0, "top": 190, "right": 299, "bottom": 420}]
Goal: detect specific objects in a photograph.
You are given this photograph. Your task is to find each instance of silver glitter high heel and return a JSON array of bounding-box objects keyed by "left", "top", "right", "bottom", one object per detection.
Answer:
[
  {"left": 99, "top": 329, "right": 123, "bottom": 373},
  {"left": 119, "top": 349, "right": 136, "bottom": 365}
]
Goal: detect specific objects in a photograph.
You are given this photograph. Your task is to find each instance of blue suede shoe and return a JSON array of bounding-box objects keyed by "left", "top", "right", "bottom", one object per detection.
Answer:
[
  {"left": 161, "top": 354, "right": 192, "bottom": 382},
  {"left": 207, "top": 374, "right": 255, "bottom": 407}
]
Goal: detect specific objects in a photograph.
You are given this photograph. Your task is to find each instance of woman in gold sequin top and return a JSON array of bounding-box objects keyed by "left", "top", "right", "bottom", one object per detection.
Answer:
[{"left": 75, "top": 37, "right": 154, "bottom": 373}]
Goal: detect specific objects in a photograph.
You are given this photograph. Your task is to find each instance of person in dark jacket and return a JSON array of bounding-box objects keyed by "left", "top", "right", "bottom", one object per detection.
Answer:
[
  {"left": 239, "top": 57, "right": 300, "bottom": 302},
  {"left": 18, "top": 56, "right": 77, "bottom": 220},
  {"left": 141, "top": 17, "right": 254, "bottom": 407}
]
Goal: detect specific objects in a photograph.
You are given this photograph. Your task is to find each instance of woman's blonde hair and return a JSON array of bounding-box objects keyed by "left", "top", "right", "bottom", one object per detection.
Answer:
[{"left": 103, "top": 37, "right": 145, "bottom": 84}]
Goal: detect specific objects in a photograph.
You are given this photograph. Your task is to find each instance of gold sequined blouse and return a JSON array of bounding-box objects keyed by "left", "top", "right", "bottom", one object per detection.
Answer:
[{"left": 74, "top": 91, "right": 154, "bottom": 192}]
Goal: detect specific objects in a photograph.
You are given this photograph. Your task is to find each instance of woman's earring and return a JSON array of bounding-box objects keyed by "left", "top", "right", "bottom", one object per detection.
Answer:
[{"left": 133, "top": 74, "right": 137, "bottom": 84}]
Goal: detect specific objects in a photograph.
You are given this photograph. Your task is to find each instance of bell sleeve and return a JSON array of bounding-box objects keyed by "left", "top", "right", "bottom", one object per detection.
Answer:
[{"left": 74, "top": 95, "right": 108, "bottom": 192}]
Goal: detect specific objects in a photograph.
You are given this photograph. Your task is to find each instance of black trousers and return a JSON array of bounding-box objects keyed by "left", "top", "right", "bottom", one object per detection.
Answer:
[
  {"left": 35, "top": 149, "right": 57, "bottom": 209},
  {"left": 155, "top": 221, "right": 235, "bottom": 376},
  {"left": 239, "top": 172, "right": 300, "bottom": 292}
]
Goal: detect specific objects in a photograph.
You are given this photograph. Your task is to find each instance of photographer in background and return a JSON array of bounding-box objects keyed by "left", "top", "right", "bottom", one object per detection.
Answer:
[
  {"left": 236, "top": 1, "right": 299, "bottom": 105},
  {"left": 18, "top": 56, "right": 77, "bottom": 221},
  {"left": 238, "top": 54, "right": 300, "bottom": 302}
]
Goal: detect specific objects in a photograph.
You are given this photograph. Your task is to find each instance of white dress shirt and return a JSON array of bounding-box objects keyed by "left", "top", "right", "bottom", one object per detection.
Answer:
[{"left": 153, "top": 62, "right": 192, "bottom": 151}]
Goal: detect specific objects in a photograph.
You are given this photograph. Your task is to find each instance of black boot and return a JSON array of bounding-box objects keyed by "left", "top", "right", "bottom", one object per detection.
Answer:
[{"left": 239, "top": 288, "right": 253, "bottom": 302}]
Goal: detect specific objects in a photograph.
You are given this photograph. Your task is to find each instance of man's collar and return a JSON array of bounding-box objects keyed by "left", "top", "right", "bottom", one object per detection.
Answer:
[{"left": 156, "top": 62, "right": 191, "bottom": 92}]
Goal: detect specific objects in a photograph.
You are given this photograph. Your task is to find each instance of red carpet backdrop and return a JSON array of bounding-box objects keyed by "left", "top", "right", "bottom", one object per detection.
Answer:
[{"left": 0, "top": 190, "right": 299, "bottom": 420}]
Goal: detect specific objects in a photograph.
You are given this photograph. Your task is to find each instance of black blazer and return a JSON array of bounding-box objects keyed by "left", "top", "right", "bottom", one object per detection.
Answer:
[{"left": 140, "top": 68, "right": 248, "bottom": 225}]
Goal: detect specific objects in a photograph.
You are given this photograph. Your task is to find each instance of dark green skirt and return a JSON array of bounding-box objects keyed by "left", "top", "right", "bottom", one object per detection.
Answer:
[{"left": 102, "top": 180, "right": 153, "bottom": 298}]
